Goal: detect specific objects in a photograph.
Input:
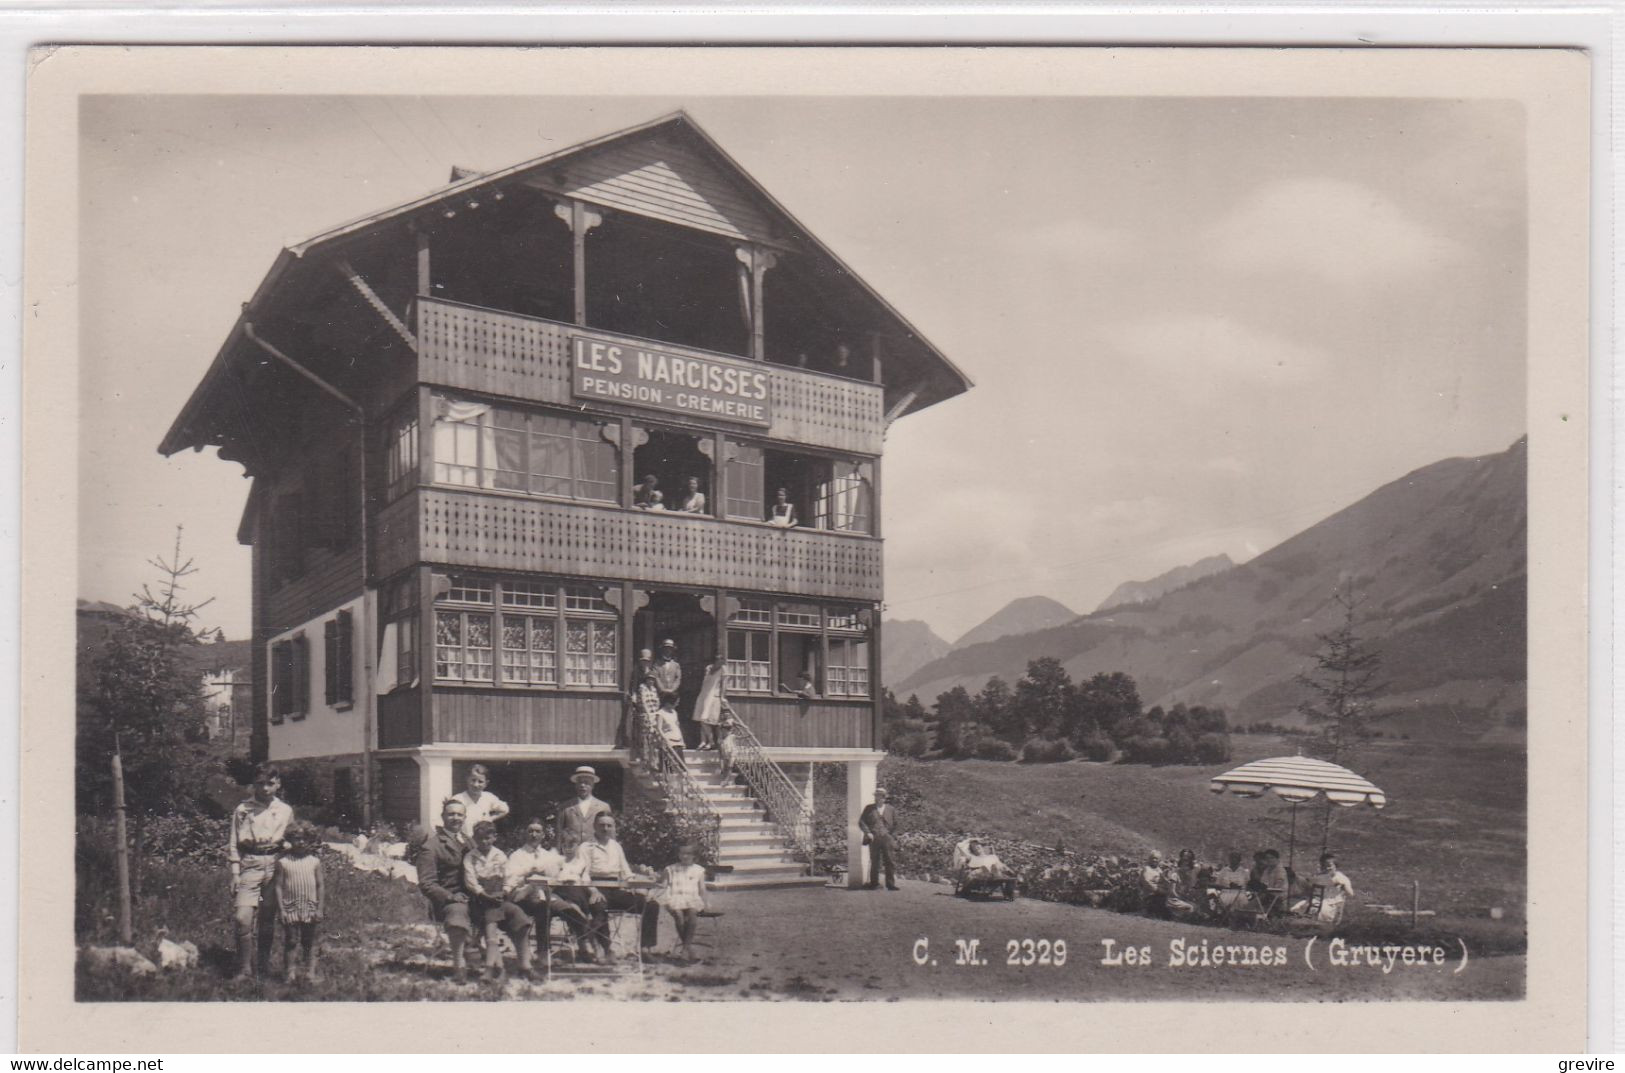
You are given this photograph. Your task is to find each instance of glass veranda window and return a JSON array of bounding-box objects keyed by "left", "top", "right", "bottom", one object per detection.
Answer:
[
  {"left": 431, "top": 394, "right": 618, "bottom": 503},
  {"left": 725, "top": 629, "right": 771, "bottom": 693}
]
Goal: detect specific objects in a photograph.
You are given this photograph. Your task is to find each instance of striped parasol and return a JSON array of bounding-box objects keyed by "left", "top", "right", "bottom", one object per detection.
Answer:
[
  {"left": 1208, "top": 755, "right": 1386, "bottom": 867},
  {"left": 1209, "top": 755, "right": 1387, "bottom": 809}
]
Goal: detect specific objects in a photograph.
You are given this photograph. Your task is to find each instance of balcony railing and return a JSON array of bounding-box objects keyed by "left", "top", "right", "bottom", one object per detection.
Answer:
[
  {"left": 416, "top": 297, "right": 886, "bottom": 455},
  {"left": 408, "top": 486, "right": 882, "bottom": 600}
]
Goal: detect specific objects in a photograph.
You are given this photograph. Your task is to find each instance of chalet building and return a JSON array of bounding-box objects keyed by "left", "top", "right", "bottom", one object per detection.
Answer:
[{"left": 159, "top": 113, "right": 970, "bottom": 887}]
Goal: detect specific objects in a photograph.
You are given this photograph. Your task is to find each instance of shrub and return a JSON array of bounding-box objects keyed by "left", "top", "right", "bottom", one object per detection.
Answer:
[
  {"left": 1194, "top": 732, "right": 1232, "bottom": 763},
  {"left": 972, "top": 738, "right": 1019, "bottom": 761},
  {"left": 887, "top": 729, "right": 932, "bottom": 758},
  {"left": 1074, "top": 730, "right": 1114, "bottom": 762},
  {"left": 1019, "top": 737, "right": 1077, "bottom": 763},
  {"left": 616, "top": 797, "right": 717, "bottom": 868}
]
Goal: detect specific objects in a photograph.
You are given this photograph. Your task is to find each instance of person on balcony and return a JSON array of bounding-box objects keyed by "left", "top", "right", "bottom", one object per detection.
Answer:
[
  {"left": 767, "top": 487, "right": 798, "bottom": 528},
  {"left": 676, "top": 476, "right": 707, "bottom": 514},
  {"left": 555, "top": 766, "right": 613, "bottom": 848},
  {"left": 573, "top": 813, "right": 660, "bottom": 961},
  {"left": 633, "top": 473, "right": 660, "bottom": 507}
]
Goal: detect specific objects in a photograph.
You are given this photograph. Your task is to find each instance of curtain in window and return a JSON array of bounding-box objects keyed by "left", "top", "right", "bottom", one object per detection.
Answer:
[{"left": 725, "top": 441, "right": 765, "bottom": 519}]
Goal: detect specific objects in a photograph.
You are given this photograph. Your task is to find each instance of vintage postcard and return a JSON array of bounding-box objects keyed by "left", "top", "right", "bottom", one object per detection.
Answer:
[{"left": 20, "top": 45, "right": 1591, "bottom": 1051}]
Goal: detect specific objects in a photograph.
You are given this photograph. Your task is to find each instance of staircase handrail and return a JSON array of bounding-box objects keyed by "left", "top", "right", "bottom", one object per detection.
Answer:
[
  {"left": 725, "top": 712, "right": 817, "bottom": 866},
  {"left": 627, "top": 700, "right": 721, "bottom": 863}
]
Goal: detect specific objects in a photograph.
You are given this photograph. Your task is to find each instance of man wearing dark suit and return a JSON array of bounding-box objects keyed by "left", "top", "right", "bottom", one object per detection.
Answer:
[
  {"left": 555, "top": 766, "right": 614, "bottom": 847},
  {"left": 858, "top": 787, "right": 900, "bottom": 890},
  {"left": 414, "top": 798, "right": 476, "bottom": 981}
]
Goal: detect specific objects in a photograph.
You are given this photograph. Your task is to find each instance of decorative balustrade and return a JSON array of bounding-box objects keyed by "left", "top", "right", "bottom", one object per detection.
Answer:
[
  {"left": 724, "top": 710, "right": 816, "bottom": 865},
  {"left": 407, "top": 487, "right": 883, "bottom": 601},
  {"left": 417, "top": 297, "right": 886, "bottom": 455},
  {"left": 627, "top": 698, "right": 722, "bottom": 863}
]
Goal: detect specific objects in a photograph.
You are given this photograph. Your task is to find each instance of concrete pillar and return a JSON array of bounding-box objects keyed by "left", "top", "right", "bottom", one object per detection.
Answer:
[
  {"left": 846, "top": 755, "right": 879, "bottom": 888},
  {"left": 415, "top": 752, "right": 454, "bottom": 833}
]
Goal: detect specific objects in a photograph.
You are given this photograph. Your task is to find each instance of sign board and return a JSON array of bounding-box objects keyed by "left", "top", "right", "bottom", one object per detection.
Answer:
[{"left": 571, "top": 333, "right": 773, "bottom": 427}]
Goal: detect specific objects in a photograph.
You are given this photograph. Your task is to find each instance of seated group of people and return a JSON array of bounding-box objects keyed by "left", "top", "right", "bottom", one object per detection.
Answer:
[
  {"left": 415, "top": 767, "right": 713, "bottom": 982},
  {"left": 1140, "top": 848, "right": 1354, "bottom": 925}
]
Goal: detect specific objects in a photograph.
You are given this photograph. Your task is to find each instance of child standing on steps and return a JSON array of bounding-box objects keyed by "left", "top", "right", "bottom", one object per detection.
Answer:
[
  {"left": 655, "top": 842, "right": 710, "bottom": 963},
  {"left": 274, "top": 822, "right": 325, "bottom": 982}
]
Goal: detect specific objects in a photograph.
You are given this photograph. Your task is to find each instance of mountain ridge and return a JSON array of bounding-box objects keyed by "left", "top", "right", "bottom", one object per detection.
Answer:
[{"left": 898, "top": 439, "right": 1526, "bottom": 740}]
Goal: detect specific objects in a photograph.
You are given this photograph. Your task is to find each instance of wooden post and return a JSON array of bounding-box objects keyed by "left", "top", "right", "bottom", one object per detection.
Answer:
[
  {"left": 571, "top": 201, "right": 589, "bottom": 326},
  {"left": 415, "top": 227, "right": 431, "bottom": 296},
  {"left": 1411, "top": 880, "right": 1420, "bottom": 929},
  {"left": 111, "top": 744, "right": 133, "bottom": 946}
]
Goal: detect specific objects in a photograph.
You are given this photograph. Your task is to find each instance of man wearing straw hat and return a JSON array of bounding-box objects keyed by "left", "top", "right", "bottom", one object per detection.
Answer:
[{"left": 556, "top": 766, "right": 614, "bottom": 847}]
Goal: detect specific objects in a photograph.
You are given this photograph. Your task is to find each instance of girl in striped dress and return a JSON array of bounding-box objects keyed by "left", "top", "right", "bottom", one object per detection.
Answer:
[{"left": 274, "top": 822, "right": 326, "bottom": 983}]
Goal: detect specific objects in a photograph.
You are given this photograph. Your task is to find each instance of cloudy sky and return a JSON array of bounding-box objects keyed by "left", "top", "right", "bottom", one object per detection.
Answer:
[{"left": 79, "top": 93, "right": 1525, "bottom": 642}]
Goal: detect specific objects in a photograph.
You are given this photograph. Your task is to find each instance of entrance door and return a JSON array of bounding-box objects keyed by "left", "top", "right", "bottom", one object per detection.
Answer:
[{"left": 633, "top": 591, "right": 716, "bottom": 745}]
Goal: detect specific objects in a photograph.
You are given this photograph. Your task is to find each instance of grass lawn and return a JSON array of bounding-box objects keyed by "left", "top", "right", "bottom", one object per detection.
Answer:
[{"left": 879, "top": 734, "right": 1525, "bottom": 919}]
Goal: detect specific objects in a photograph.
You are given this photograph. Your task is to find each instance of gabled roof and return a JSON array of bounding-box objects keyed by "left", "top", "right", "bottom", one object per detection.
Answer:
[{"left": 160, "top": 111, "right": 971, "bottom": 461}]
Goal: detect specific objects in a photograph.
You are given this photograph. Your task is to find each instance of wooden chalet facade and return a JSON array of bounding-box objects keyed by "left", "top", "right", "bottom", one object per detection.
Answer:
[{"left": 159, "top": 113, "right": 970, "bottom": 885}]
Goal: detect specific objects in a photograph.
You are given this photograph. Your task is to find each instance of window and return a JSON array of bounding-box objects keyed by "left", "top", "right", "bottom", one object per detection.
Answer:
[
  {"left": 501, "top": 580, "right": 557, "bottom": 610},
  {"left": 502, "top": 615, "right": 557, "bottom": 685},
  {"left": 828, "top": 637, "right": 871, "bottom": 697},
  {"left": 324, "top": 610, "right": 354, "bottom": 707},
  {"left": 725, "top": 629, "right": 771, "bottom": 693},
  {"left": 777, "top": 603, "right": 820, "bottom": 629},
  {"left": 381, "top": 574, "right": 419, "bottom": 689},
  {"left": 434, "top": 574, "right": 619, "bottom": 690},
  {"left": 777, "top": 632, "right": 822, "bottom": 693},
  {"left": 270, "top": 634, "right": 310, "bottom": 722},
  {"left": 731, "top": 600, "right": 771, "bottom": 626},
  {"left": 431, "top": 394, "right": 618, "bottom": 503},
  {"left": 435, "top": 610, "right": 493, "bottom": 683},
  {"left": 385, "top": 409, "right": 419, "bottom": 501},
  {"left": 722, "top": 596, "right": 874, "bottom": 697},
  {"left": 818, "top": 460, "right": 874, "bottom": 534},
  {"left": 565, "top": 620, "right": 618, "bottom": 687}
]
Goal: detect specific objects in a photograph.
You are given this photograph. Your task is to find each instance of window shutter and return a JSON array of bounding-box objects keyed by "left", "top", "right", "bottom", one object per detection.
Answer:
[
  {"left": 324, "top": 618, "right": 340, "bottom": 705},
  {"left": 335, "top": 609, "right": 354, "bottom": 705},
  {"left": 292, "top": 634, "right": 310, "bottom": 718}
]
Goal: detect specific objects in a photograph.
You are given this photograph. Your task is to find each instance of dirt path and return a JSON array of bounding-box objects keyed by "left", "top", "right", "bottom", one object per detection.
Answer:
[{"left": 345, "top": 878, "right": 1520, "bottom": 1003}]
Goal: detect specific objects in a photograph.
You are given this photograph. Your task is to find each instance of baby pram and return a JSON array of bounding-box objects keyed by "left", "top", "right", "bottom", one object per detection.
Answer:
[{"left": 951, "top": 838, "right": 1018, "bottom": 900}]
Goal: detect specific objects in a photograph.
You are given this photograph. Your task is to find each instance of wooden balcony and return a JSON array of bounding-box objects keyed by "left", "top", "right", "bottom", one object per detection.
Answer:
[
  {"left": 379, "top": 487, "right": 883, "bottom": 600},
  {"left": 416, "top": 297, "right": 886, "bottom": 455}
]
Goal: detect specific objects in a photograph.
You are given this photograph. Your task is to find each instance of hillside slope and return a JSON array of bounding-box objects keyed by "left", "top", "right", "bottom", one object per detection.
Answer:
[
  {"left": 953, "top": 595, "right": 1078, "bottom": 650},
  {"left": 899, "top": 439, "right": 1526, "bottom": 739},
  {"left": 881, "top": 618, "right": 951, "bottom": 688},
  {"left": 1096, "top": 553, "right": 1235, "bottom": 613}
]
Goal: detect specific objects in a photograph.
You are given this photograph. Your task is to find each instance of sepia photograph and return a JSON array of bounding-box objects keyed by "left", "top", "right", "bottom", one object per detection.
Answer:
[{"left": 18, "top": 44, "right": 1592, "bottom": 1050}]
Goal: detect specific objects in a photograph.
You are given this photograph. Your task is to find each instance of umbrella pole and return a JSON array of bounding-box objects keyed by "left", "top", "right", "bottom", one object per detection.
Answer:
[{"left": 1288, "top": 802, "right": 1297, "bottom": 873}]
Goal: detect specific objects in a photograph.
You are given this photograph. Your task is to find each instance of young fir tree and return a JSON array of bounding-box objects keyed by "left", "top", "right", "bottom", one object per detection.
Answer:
[
  {"left": 1294, "top": 588, "right": 1384, "bottom": 765},
  {"left": 77, "top": 527, "right": 216, "bottom": 819}
]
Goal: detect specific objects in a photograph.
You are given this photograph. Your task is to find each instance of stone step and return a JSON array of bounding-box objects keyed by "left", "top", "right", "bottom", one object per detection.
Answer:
[
  {"left": 716, "top": 858, "right": 807, "bottom": 874},
  {"left": 709, "top": 873, "right": 827, "bottom": 891},
  {"left": 718, "top": 830, "right": 783, "bottom": 847}
]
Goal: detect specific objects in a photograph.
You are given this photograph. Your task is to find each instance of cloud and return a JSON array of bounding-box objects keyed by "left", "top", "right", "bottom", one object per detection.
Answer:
[
  {"left": 1104, "top": 313, "right": 1326, "bottom": 385},
  {"left": 1205, "top": 177, "right": 1460, "bottom": 284}
]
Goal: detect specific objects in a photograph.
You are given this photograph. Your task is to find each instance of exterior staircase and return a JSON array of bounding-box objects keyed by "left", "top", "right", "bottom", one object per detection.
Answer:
[{"left": 687, "top": 751, "right": 825, "bottom": 891}]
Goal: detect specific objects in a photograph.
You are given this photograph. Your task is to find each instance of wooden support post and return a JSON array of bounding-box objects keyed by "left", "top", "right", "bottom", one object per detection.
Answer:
[
  {"left": 415, "top": 228, "right": 431, "bottom": 297},
  {"left": 418, "top": 564, "right": 435, "bottom": 745},
  {"left": 111, "top": 745, "right": 133, "bottom": 946},
  {"left": 556, "top": 200, "right": 603, "bottom": 328},
  {"left": 712, "top": 431, "right": 727, "bottom": 518},
  {"left": 572, "top": 201, "right": 589, "bottom": 326},
  {"left": 870, "top": 615, "right": 884, "bottom": 747},
  {"left": 752, "top": 249, "right": 775, "bottom": 362},
  {"left": 1411, "top": 880, "right": 1420, "bottom": 929}
]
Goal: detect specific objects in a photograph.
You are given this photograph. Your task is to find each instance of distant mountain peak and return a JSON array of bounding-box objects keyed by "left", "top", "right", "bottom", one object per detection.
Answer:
[
  {"left": 952, "top": 595, "right": 1078, "bottom": 650},
  {"left": 1096, "top": 553, "right": 1236, "bottom": 613}
]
